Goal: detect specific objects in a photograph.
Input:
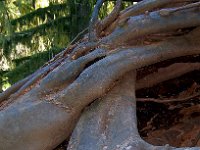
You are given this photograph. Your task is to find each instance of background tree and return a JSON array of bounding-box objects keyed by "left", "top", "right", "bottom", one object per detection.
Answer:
[
  {"left": 0, "top": 0, "right": 96, "bottom": 89},
  {"left": 0, "top": 0, "right": 132, "bottom": 90}
]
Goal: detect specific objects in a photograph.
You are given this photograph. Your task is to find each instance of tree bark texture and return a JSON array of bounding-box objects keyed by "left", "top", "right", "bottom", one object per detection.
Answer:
[{"left": 0, "top": 0, "right": 200, "bottom": 150}]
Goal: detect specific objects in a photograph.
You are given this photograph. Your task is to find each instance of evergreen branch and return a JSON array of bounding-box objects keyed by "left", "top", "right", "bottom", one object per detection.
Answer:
[
  {"left": 11, "top": 3, "right": 68, "bottom": 26},
  {"left": 6, "top": 16, "right": 70, "bottom": 44},
  {"left": 1, "top": 16, "right": 70, "bottom": 58}
]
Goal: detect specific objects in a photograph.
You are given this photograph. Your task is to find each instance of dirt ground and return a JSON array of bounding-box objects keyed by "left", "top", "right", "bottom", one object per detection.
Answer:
[{"left": 137, "top": 56, "right": 200, "bottom": 147}]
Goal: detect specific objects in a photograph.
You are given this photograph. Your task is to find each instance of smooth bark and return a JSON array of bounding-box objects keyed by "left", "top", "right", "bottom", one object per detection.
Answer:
[{"left": 0, "top": 1, "right": 200, "bottom": 149}]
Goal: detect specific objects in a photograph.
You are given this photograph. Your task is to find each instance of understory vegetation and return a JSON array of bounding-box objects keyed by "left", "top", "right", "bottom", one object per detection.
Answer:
[{"left": 1, "top": 0, "right": 131, "bottom": 91}]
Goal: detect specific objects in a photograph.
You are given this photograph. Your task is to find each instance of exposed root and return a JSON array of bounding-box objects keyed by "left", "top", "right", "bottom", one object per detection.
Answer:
[
  {"left": 70, "top": 42, "right": 98, "bottom": 60},
  {"left": 136, "top": 63, "right": 200, "bottom": 90},
  {"left": 102, "top": 5, "right": 200, "bottom": 45},
  {"left": 1, "top": 1, "right": 200, "bottom": 149},
  {"left": 37, "top": 48, "right": 107, "bottom": 94},
  {"left": 54, "top": 28, "right": 200, "bottom": 109},
  {"left": 96, "top": 0, "right": 122, "bottom": 37},
  {"left": 67, "top": 71, "right": 140, "bottom": 150},
  {"left": 0, "top": 74, "right": 32, "bottom": 102},
  {"left": 8, "top": 58, "right": 63, "bottom": 99},
  {"left": 159, "top": 1, "right": 200, "bottom": 16},
  {"left": 137, "top": 92, "right": 200, "bottom": 103},
  {"left": 106, "top": 0, "right": 192, "bottom": 33},
  {"left": 89, "top": 0, "right": 104, "bottom": 41}
]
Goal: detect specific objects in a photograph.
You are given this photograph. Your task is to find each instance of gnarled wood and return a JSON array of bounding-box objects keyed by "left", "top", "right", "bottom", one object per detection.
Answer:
[{"left": 0, "top": 1, "right": 200, "bottom": 149}]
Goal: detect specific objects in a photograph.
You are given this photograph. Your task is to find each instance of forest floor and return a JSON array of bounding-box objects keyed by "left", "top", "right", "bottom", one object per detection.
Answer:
[{"left": 137, "top": 56, "right": 200, "bottom": 148}]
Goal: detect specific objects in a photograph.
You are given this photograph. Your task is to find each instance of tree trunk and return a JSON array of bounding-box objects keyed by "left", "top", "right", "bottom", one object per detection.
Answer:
[{"left": 0, "top": 0, "right": 200, "bottom": 150}]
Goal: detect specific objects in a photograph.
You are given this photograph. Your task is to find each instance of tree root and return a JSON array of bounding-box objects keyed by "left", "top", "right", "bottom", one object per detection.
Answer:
[
  {"left": 1, "top": 26, "right": 200, "bottom": 149},
  {"left": 137, "top": 92, "right": 200, "bottom": 103},
  {"left": 37, "top": 48, "right": 107, "bottom": 93},
  {"left": 1, "top": 1, "right": 200, "bottom": 149},
  {"left": 136, "top": 63, "right": 200, "bottom": 90},
  {"left": 89, "top": 0, "right": 104, "bottom": 41},
  {"left": 67, "top": 71, "right": 199, "bottom": 150},
  {"left": 103, "top": 5, "right": 200, "bottom": 45},
  {"left": 0, "top": 74, "right": 32, "bottom": 102},
  {"left": 159, "top": 1, "right": 200, "bottom": 16},
  {"left": 0, "top": 58, "right": 63, "bottom": 103},
  {"left": 96, "top": 0, "right": 122, "bottom": 37},
  {"left": 106, "top": 0, "right": 194, "bottom": 33},
  {"left": 67, "top": 71, "right": 150, "bottom": 150}
]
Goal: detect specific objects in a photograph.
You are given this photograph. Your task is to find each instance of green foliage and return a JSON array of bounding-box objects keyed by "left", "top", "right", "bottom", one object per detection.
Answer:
[
  {"left": 0, "top": 0, "right": 133, "bottom": 91},
  {"left": 68, "top": 0, "right": 94, "bottom": 39},
  {"left": 0, "top": 0, "right": 88, "bottom": 90},
  {"left": 0, "top": 0, "right": 94, "bottom": 59},
  {"left": 5, "top": 47, "right": 62, "bottom": 85},
  {"left": 2, "top": 16, "right": 70, "bottom": 56},
  {"left": 11, "top": 3, "right": 69, "bottom": 30}
]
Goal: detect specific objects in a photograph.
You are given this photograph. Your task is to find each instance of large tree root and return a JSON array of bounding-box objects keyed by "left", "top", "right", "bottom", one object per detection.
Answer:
[
  {"left": 67, "top": 71, "right": 165, "bottom": 150},
  {"left": 0, "top": 0, "right": 200, "bottom": 149},
  {"left": 67, "top": 71, "right": 199, "bottom": 150}
]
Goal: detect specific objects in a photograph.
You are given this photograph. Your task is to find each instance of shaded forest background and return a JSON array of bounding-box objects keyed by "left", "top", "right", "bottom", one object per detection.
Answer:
[{"left": 0, "top": 0, "right": 133, "bottom": 92}]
